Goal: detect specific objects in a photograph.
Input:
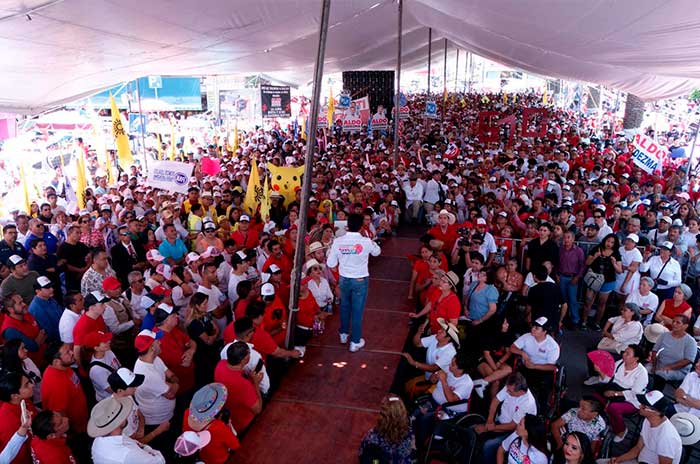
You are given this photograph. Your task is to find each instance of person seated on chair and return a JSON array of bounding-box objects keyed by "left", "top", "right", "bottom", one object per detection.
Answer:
[
  {"left": 473, "top": 372, "right": 537, "bottom": 464},
  {"left": 670, "top": 359, "right": 700, "bottom": 417},
  {"left": 596, "top": 391, "right": 682, "bottom": 464},
  {"left": 496, "top": 413, "right": 549, "bottom": 464},
  {"left": 507, "top": 316, "right": 560, "bottom": 408},
  {"left": 474, "top": 314, "right": 517, "bottom": 400},
  {"left": 400, "top": 317, "right": 459, "bottom": 400},
  {"left": 596, "top": 302, "right": 643, "bottom": 354},
  {"left": 645, "top": 314, "right": 695, "bottom": 392},
  {"left": 653, "top": 284, "right": 692, "bottom": 330},
  {"left": 550, "top": 431, "right": 597, "bottom": 464},
  {"left": 358, "top": 395, "right": 416, "bottom": 464},
  {"left": 550, "top": 397, "right": 606, "bottom": 454},
  {"left": 411, "top": 353, "right": 474, "bottom": 448}
]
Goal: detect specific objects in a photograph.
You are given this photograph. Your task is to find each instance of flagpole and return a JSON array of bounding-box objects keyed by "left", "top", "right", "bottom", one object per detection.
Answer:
[
  {"left": 427, "top": 28, "right": 432, "bottom": 97},
  {"left": 285, "top": 0, "right": 331, "bottom": 349},
  {"left": 443, "top": 38, "right": 447, "bottom": 116},
  {"left": 135, "top": 78, "right": 149, "bottom": 172},
  {"left": 393, "top": 0, "right": 403, "bottom": 167}
]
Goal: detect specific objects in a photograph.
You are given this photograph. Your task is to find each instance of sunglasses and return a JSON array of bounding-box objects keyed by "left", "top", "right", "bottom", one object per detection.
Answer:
[
  {"left": 80, "top": 220, "right": 90, "bottom": 224},
  {"left": 310, "top": 266, "right": 321, "bottom": 271}
]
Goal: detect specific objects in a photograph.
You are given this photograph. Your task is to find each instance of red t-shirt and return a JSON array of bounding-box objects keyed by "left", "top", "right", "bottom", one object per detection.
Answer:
[
  {"left": 660, "top": 299, "right": 692, "bottom": 328},
  {"left": 428, "top": 224, "right": 459, "bottom": 254},
  {"left": 72, "top": 314, "right": 107, "bottom": 346},
  {"left": 0, "top": 401, "right": 37, "bottom": 464},
  {"left": 223, "top": 322, "right": 236, "bottom": 345},
  {"left": 263, "top": 297, "right": 287, "bottom": 346},
  {"left": 40, "top": 366, "right": 88, "bottom": 434},
  {"left": 428, "top": 291, "right": 461, "bottom": 334},
  {"left": 30, "top": 437, "right": 76, "bottom": 464},
  {"left": 262, "top": 255, "right": 292, "bottom": 283},
  {"left": 182, "top": 411, "right": 240, "bottom": 464},
  {"left": 297, "top": 293, "right": 319, "bottom": 328},
  {"left": 233, "top": 299, "right": 250, "bottom": 322},
  {"left": 251, "top": 325, "right": 278, "bottom": 361},
  {"left": 158, "top": 327, "right": 195, "bottom": 394},
  {"left": 213, "top": 361, "right": 259, "bottom": 432},
  {"left": 413, "top": 260, "right": 431, "bottom": 289},
  {"left": 230, "top": 229, "right": 259, "bottom": 250}
]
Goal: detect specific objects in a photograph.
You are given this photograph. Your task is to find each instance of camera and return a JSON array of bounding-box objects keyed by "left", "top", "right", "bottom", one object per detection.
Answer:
[{"left": 458, "top": 237, "right": 471, "bottom": 247}]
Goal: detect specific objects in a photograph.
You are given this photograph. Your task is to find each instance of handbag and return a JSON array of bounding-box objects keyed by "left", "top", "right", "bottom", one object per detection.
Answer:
[{"left": 584, "top": 268, "right": 605, "bottom": 292}]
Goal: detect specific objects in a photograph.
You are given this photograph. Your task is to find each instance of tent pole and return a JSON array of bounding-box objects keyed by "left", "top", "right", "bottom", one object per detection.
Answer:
[
  {"left": 135, "top": 79, "right": 148, "bottom": 172},
  {"left": 688, "top": 117, "right": 700, "bottom": 175},
  {"left": 466, "top": 52, "right": 472, "bottom": 93},
  {"left": 393, "top": 0, "right": 403, "bottom": 167},
  {"left": 455, "top": 49, "right": 459, "bottom": 93},
  {"left": 427, "top": 28, "right": 432, "bottom": 97},
  {"left": 285, "top": 0, "right": 331, "bottom": 349},
  {"left": 443, "top": 38, "right": 447, "bottom": 115}
]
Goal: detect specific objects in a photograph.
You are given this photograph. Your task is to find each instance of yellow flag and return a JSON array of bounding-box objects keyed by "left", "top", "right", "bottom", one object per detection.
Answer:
[
  {"left": 503, "top": 91, "right": 508, "bottom": 104},
  {"left": 76, "top": 149, "right": 88, "bottom": 209},
  {"left": 300, "top": 116, "right": 306, "bottom": 141},
  {"left": 326, "top": 87, "right": 334, "bottom": 127},
  {"left": 109, "top": 94, "right": 134, "bottom": 167},
  {"left": 169, "top": 119, "right": 176, "bottom": 161},
  {"left": 104, "top": 150, "right": 114, "bottom": 186},
  {"left": 243, "top": 160, "right": 262, "bottom": 216},
  {"left": 19, "top": 163, "right": 31, "bottom": 214},
  {"left": 543, "top": 88, "right": 548, "bottom": 106},
  {"left": 259, "top": 175, "right": 270, "bottom": 222},
  {"left": 156, "top": 133, "right": 163, "bottom": 160},
  {"left": 232, "top": 120, "right": 239, "bottom": 155}
]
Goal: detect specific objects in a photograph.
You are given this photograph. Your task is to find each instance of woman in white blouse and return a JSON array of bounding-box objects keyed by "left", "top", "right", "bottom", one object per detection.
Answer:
[
  {"left": 640, "top": 241, "right": 682, "bottom": 301},
  {"left": 625, "top": 277, "right": 659, "bottom": 326},
  {"left": 614, "top": 235, "right": 642, "bottom": 299},
  {"left": 597, "top": 303, "right": 644, "bottom": 354},
  {"left": 590, "top": 345, "right": 648, "bottom": 442},
  {"left": 305, "top": 259, "right": 334, "bottom": 313}
]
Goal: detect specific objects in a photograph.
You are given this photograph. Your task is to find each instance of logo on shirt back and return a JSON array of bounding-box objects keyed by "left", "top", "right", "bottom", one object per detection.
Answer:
[{"left": 338, "top": 244, "right": 363, "bottom": 255}]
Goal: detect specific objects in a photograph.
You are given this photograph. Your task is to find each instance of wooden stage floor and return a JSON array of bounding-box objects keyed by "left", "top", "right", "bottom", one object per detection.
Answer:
[{"left": 236, "top": 236, "right": 417, "bottom": 463}]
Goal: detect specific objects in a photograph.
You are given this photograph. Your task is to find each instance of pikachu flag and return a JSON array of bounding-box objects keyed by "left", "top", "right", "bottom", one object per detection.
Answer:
[{"left": 109, "top": 94, "right": 134, "bottom": 167}]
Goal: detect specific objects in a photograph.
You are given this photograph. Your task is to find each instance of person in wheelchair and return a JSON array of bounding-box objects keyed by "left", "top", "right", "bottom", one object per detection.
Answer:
[
  {"left": 550, "top": 397, "right": 606, "bottom": 454},
  {"left": 473, "top": 372, "right": 537, "bottom": 464},
  {"left": 411, "top": 353, "right": 474, "bottom": 448},
  {"left": 496, "top": 413, "right": 549, "bottom": 464},
  {"left": 400, "top": 317, "right": 459, "bottom": 400},
  {"left": 508, "top": 316, "right": 561, "bottom": 409}
]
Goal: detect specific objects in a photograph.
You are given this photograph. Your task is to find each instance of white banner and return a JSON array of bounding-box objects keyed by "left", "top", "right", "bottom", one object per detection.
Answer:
[
  {"left": 631, "top": 133, "right": 662, "bottom": 174},
  {"left": 146, "top": 160, "right": 194, "bottom": 193}
]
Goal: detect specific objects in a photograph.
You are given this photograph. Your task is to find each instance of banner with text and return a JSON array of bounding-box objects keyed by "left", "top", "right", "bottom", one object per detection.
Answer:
[
  {"left": 632, "top": 133, "right": 662, "bottom": 174},
  {"left": 260, "top": 85, "right": 291, "bottom": 118},
  {"left": 146, "top": 160, "right": 195, "bottom": 193}
]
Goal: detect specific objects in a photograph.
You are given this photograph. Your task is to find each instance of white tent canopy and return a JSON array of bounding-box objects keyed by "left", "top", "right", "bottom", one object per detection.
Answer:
[{"left": 2, "top": 0, "right": 700, "bottom": 114}]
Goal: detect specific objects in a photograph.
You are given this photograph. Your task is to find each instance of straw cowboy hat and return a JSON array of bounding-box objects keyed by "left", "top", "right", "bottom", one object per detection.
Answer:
[
  {"left": 88, "top": 396, "right": 135, "bottom": 438},
  {"left": 644, "top": 323, "right": 669, "bottom": 344},
  {"left": 438, "top": 209, "right": 456, "bottom": 225},
  {"left": 671, "top": 412, "right": 700, "bottom": 445},
  {"left": 437, "top": 317, "right": 461, "bottom": 348}
]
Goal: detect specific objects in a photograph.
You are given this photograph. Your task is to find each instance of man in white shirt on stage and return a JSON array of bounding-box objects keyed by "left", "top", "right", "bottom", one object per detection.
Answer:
[{"left": 327, "top": 213, "right": 381, "bottom": 353}]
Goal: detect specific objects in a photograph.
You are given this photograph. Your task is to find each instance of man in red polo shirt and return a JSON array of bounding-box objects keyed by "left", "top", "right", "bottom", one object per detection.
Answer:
[
  {"left": 153, "top": 303, "right": 196, "bottom": 396},
  {"left": 71, "top": 291, "right": 108, "bottom": 363},
  {"left": 244, "top": 301, "right": 300, "bottom": 362},
  {"left": 0, "top": 293, "right": 47, "bottom": 367},
  {"left": 40, "top": 342, "right": 89, "bottom": 435},
  {"left": 0, "top": 371, "right": 36, "bottom": 464},
  {"left": 262, "top": 239, "right": 291, "bottom": 283},
  {"left": 213, "top": 342, "right": 262, "bottom": 433},
  {"left": 29, "top": 410, "right": 76, "bottom": 463},
  {"left": 230, "top": 214, "right": 260, "bottom": 249}
]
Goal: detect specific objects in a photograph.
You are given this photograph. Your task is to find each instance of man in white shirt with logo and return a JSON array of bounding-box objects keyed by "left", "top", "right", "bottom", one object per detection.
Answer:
[
  {"left": 326, "top": 213, "right": 381, "bottom": 352},
  {"left": 402, "top": 175, "right": 424, "bottom": 224}
]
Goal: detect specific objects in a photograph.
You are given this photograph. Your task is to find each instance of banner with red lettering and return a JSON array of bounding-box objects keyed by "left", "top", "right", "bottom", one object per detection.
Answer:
[
  {"left": 521, "top": 108, "right": 548, "bottom": 138},
  {"left": 632, "top": 134, "right": 662, "bottom": 174}
]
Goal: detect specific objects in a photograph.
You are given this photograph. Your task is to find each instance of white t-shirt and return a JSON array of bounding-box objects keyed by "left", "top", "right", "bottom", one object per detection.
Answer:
[
  {"left": 513, "top": 333, "right": 560, "bottom": 365},
  {"left": 133, "top": 356, "right": 175, "bottom": 425},
  {"left": 308, "top": 277, "right": 334, "bottom": 308},
  {"left": 600, "top": 360, "right": 648, "bottom": 395},
  {"left": 227, "top": 272, "right": 248, "bottom": 304},
  {"left": 501, "top": 431, "right": 548, "bottom": 464},
  {"left": 615, "top": 247, "right": 643, "bottom": 294},
  {"left": 607, "top": 316, "right": 643, "bottom": 347},
  {"left": 496, "top": 387, "right": 537, "bottom": 425},
  {"left": 197, "top": 284, "right": 226, "bottom": 337},
  {"left": 90, "top": 350, "right": 122, "bottom": 401},
  {"left": 676, "top": 371, "right": 700, "bottom": 416},
  {"left": 432, "top": 372, "right": 473, "bottom": 413},
  {"left": 625, "top": 290, "right": 659, "bottom": 325},
  {"left": 421, "top": 336, "right": 457, "bottom": 380},
  {"left": 638, "top": 418, "right": 682, "bottom": 464},
  {"left": 58, "top": 309, "right": 80, "bottom": 344},
  {"left": 220, "top": 340, "right": 270, "bottom": 394}
]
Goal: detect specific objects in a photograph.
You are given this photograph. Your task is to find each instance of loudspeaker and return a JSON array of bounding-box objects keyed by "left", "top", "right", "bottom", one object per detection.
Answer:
[{"left": 342, "top": 71, "right": 395, "bottom": 115}]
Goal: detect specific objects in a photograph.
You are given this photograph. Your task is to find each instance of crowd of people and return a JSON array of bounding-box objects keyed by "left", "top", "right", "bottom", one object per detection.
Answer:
[{"left": 0, "top": 90, "right": 698, "bottom": 463}]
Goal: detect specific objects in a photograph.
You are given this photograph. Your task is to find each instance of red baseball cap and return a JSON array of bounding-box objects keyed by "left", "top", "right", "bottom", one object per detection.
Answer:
[
  {"left": 84, "top": 331, "right": 113, "bottom": 349},
  {"left": 151, "top": 285, "right": 172, "bottom": 297},
  {"left": 102, "top": 276, "right": 121, "bottom": 292},
  {"left": 134, "top": 329, "right": 164, "bottom": 352}
]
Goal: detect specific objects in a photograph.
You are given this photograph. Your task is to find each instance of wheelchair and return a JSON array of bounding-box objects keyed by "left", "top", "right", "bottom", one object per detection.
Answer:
[{"left": 422, "top": 397, "right": 485, "bottom": 464}]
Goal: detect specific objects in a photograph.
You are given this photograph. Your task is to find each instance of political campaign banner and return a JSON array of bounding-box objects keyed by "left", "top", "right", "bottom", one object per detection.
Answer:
[
  {"left": 146, "top": 160, "right": 194, "bottom": 194},
  {"left": 631, "top": 133, "right": 662, "bottom": 174},
  {"left": 392, "top": 105, "right": 410, "bottom": 120},
  {"left": 260, "top": 85, "right": 291, "bottom": 118},
  {"left": 424, "top": 101, "right": 439, "bottom": 119},
  {"left": 353, "top": 96, "right": 371, "bottom": 123},
  {"left": 370, "top": 106, "right": 389, "bottom": 131},
  {"left": 307, "top": 115, "right": 328, "bottom": 130},
  {"left": 342, "top": 113, "right": 363, "bottom": 132}
]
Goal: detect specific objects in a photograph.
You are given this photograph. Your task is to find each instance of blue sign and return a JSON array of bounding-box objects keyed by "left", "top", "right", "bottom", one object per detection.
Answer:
[
  {"left": 425, "top": 101, "right": 438, "bottom": 119},
  {"left": 394, "top": 92, "right": 407, "bottom": 107},
  {"left": 338, "top": 94, "right": 351, "bottom": 109},
  {"left": 128, "top": 113, "right": 147, "bottom": 135},
  {"left": 76, "top": 77, "right": 202, "bottom": 111}
]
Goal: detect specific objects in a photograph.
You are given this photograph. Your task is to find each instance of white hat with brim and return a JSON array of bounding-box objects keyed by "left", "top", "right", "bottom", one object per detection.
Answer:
[
  {"left": 88, "top": 396, "right": 135, "bottom": 437},
  {"left": 644, "top": 323, "right": 669, "bottom": 344},
  {"left": 671, "top": 412, "right": 700, "bottom": 445},
  {"left": 436, "top": 317, "right": 460, "bottom": 347},
  {"left": 437, "top": 209, "right": 456, "bottom": 225}
]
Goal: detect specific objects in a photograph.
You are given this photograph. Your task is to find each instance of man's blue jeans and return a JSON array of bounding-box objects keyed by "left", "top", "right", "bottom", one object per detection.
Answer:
[
  {"left": 559, "top": 275, "right": 580, "bottom": 324},
  {"left": 339, "top": 276, "right": 369, "bottom": 343}
]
